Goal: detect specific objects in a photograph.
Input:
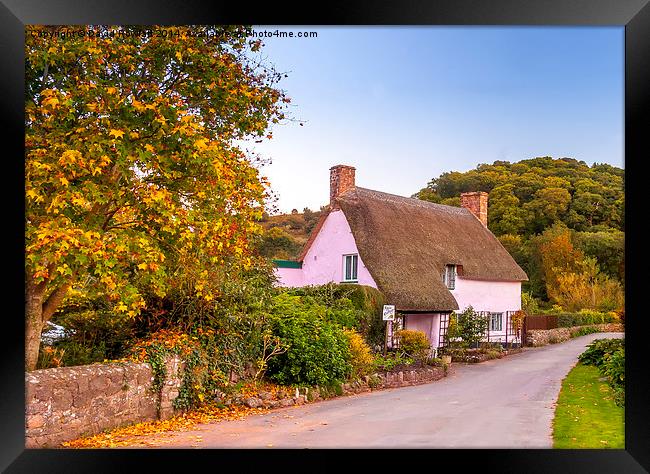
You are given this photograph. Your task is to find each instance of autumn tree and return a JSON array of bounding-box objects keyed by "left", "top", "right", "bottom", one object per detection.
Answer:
[
  {"left": 536, "top": 223, "right": 585, "bottom": 303},
  {"left": 553, "top": 257, "right": 624, "bottom": 311},
  {"left": 25, "top": 26, "right": 289, "bottom": 370}
]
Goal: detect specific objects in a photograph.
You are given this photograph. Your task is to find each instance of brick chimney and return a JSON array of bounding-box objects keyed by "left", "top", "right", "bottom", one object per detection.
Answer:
[
  {"left": 460, "top": 191, "right": 488, "bottom": 227},
  {"left": 330, "top": 165, "right": 356, "bottom": 208}
]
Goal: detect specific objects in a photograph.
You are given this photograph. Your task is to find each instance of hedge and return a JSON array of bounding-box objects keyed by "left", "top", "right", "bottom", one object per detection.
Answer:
[{"left": 530, "top": 310, "right": 619, "bottom": 328}]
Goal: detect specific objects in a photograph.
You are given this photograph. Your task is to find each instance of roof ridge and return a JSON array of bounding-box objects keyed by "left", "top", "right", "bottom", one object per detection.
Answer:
[{"left": 349, "top": 187, "right": 471, "bottom": 215}]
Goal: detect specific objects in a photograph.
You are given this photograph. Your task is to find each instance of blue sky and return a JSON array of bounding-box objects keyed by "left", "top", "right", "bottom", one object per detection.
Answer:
[{"left": 244, "top": 26, "right": 624, "bottom": 214}]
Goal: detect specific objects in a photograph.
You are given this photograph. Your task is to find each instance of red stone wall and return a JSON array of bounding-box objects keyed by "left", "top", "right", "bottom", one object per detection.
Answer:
[
  {"left": 460, "top": 191, "right": 488, "bottom": 227},
  {"left": 330, "top": 165, "right": 356, "bottom": 207},
  {"left": 25, "top": 355, "right": 184, "bottom": 448}
]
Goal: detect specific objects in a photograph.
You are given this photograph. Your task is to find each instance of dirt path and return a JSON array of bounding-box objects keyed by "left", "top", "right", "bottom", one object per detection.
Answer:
[{"left": 126, "top": 332, "right": 623, "bottom": 449}]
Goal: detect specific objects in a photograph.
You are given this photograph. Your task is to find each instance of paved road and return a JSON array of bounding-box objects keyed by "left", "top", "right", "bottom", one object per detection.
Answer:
[{"left": 140, "top": 332, "right": 623, "bottom": 449}]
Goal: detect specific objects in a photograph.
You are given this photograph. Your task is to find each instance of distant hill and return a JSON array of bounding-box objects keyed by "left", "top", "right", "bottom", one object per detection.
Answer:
[{"left": 257, "top": 208, "right": 323, "bottom": 260}]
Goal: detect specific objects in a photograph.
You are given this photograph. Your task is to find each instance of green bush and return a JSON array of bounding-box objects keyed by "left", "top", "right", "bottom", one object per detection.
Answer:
[
  {"left": 556, "top": 312, "right": 576, "bottom": 327},
  {"left": 284, "top": 283, "right": 386, "bottom": 349},
  {"left": 44, "top": 303, "right": 135, "bottom": 368},
  {"left": 318, "top": 381, "right": 345, "bottom": 399},
  {"left": 372, "top": 352, "right": 414, "bottom": 372},
  {"left": 266, "top": 293, "right": 352, "bottom": 386},
  {"left": 426, "top": 356, "right": 443, "bottom": 366},
  {"left": 556, "top": 310, "right": 618, "bottom": 328},
  {"left": 578, "top": 338, "right": 624, "bottom": 368},
  {"left": 485, "top": 349, "right": 503, "bottom": 360},
  {"left": 479, "top": 341, "right": 503, "bottom": 351},
  {"left": 578, "top": 338, "right": 625, "bottom": 407},
  {"left": 52, "top": 339, "right": 111, "bottom": 367},
  {"left": 346, "top": 285, "right": 386, "bottom": 349},
  {"left": 577, "top": 309, "right": 605, "bottom": 325},
  {"left": 445, "top": 307, "right": 488, "bottom": 349},
  {"left": 438, "top": 346, "right": 466, "bottom": 359},
  {"left": 602, "top": 346, "right": 625, "bottom": 406},
  {"left": 571, "top": 326, "right": 602, "bottom": 338}
]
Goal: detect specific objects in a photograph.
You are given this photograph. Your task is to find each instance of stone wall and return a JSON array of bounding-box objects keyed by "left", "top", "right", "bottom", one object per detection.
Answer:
[
  {"left": 239, "top": 365, "right": 449, "bottom": 409},
  {"left": 526, "top": 323, "right": 624, "bottom": 347},
  {"left": 26, "top": 355, "right": 184, "bottom": 448},
  {"left": 369, "top": 365, "right": 448, "bottom": 389},
  {"left": 26, "top": 358, "right": 448, "bottom": 448}
]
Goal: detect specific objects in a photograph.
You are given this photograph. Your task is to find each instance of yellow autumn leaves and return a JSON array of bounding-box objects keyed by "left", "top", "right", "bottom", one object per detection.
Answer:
[
  {"left": 26, "top": 148, "right": 112, "bottom": 207},
  {"left": 40, "top": 89, "right": 61, "bottom": 110}
]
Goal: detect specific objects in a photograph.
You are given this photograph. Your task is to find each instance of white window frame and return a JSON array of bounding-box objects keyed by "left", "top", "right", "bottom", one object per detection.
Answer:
[
  {"left": 443, "top": 264, "right": 457, "bottom": 290},
  {"left": 342, "top": 254, "right": 359, "bottom": 282},
  {"left": 489, "top": 312, "right": 503, "bottom": 332}
]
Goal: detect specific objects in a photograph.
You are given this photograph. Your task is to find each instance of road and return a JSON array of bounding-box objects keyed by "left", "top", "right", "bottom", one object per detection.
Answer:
[{"left": 137, "top": 332, "right": 623, "bottom": 449}]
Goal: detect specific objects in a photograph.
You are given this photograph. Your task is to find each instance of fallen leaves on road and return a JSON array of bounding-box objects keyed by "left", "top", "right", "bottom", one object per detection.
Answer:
[
  {"left": 61, "top": 403, "right": 268, "bottom": 448},
  {"left": 239, "top": 380, "right": 295, "bottom": 400},
  {"left": 61, "top": 379, "right": 302, "bottom": 449}
]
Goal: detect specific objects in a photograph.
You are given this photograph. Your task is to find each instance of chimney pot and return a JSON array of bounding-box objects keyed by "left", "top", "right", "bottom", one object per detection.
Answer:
[
  {"left": 330, "top": 165, "right": 356, "bottom": 208},
  {"left": 460, "top": 191, "right": 489, "bottom": 227}
]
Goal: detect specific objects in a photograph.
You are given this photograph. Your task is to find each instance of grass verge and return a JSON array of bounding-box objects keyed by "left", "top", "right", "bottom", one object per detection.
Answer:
[{"left": 552, "top": 363, "right": 624, "bottom": 449}]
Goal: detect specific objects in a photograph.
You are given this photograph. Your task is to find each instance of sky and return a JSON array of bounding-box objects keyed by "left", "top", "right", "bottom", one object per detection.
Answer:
[{"left": 243, "top": 26, "right": 624, "bottom": 214}]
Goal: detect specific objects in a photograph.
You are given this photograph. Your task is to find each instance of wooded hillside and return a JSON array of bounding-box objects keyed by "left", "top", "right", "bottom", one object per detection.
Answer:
[{"left": 415, "top": 156, "right": 623, "bottom": 236}]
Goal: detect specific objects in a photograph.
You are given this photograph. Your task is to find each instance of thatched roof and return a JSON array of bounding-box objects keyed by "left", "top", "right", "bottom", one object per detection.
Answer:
[{"left": 329, "top": 187, "right": 528, "bottom": 312}]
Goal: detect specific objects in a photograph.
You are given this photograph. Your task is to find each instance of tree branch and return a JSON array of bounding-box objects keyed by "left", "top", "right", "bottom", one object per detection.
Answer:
[
  {"left": 41, "top": 282, "right": 72, "bottom": 323},
  {"left": 105, "top": 220, "right": 142, "bottom": 231}
]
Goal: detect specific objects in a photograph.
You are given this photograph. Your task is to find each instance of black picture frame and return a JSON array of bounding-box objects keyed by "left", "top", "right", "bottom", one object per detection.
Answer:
[{"left": 2, "top": 1, "right": 648, "bottom": 472}]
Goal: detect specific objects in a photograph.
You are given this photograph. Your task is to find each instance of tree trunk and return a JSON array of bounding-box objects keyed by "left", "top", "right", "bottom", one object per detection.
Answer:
[
  {"left": 25, "top": 282, "right": 45, "bottom": 371},
  {"left": 25, "top": 279, "right": 71, "bottom": 371}
]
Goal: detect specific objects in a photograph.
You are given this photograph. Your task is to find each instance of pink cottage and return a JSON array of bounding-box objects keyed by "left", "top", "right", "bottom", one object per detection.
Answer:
[{"left": 274, "top": 165, "right": 528, "bottom": 350}]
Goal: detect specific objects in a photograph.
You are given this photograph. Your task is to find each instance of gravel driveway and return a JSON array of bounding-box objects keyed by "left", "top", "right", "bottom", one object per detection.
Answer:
[{"left": 136, "top": 332, "right": 624, "bottom": 449}]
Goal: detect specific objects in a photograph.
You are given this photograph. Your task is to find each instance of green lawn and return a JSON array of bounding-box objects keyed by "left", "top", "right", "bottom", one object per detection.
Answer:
[{"left": 552, "top": 363, "right": 624, "bottom": 449}]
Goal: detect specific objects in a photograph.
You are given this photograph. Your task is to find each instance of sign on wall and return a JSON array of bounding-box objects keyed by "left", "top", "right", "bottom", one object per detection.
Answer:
[{"left": 382, "top": 304, "right": 395, "bottom": 321}]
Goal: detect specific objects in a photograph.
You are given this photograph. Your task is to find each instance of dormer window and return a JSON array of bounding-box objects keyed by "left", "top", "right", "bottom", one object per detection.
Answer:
[
  {"left": 443, "top": 264, "right": 457, "bottom": 290},
  {"left": 343, "top": 254, "right": 358, "bottom": 282}
]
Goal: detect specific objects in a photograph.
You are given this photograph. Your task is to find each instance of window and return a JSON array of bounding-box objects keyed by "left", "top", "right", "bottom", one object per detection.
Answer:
[
  {"left": 443, "top": 264, "right": 456, "bottom": 290},
  {"left": 489, "top": 312, "right": 503, "bottom": 332},
  {"left": 343, "top": 254, "right": 358, "bottom": 282}
]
